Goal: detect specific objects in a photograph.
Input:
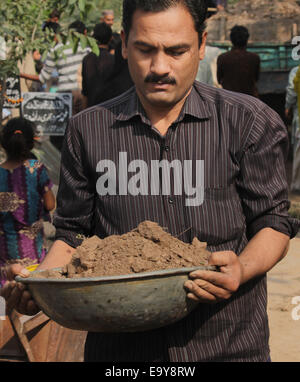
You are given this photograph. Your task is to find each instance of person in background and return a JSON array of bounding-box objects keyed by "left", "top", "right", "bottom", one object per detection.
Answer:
[
  {"left": 216, "top": 0, "right": 227, "bottom": 11},
  {"left": 93, "top": 40, "right": 134, "bottom": 104},
  {"left": 101, "top": 9, "right": 121, "bottom": 55},
  {"left": 82, "top": 23, "right": 115, "bottom": 108},
  {"left": 286, "top": 66, "right": 300, "bottom": 193},
  {"left": 217, "top": 25, "right": 260, "bottom": 97},
  {"left": 42, "top": 8, "right": 61, "bottom": 33},
  {"left": 20, "top": 21, "right": 91, "bottom": 151},
  {"left": 101, "top": 9, "right": 115, "bottom": 27},
  {"left": 196, "top": 44, "right": 222, "bottom": 87},
  {"left": 0, "top": 118, "right": 55, "bottom": 287}
]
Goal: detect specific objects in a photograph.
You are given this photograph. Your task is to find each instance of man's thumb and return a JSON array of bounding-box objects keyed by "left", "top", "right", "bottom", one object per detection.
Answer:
[{"left": 6, "top": 264, "right": 30, "bottom": 280}]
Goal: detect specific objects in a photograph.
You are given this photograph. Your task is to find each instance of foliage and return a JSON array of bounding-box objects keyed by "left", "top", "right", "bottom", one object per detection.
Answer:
[
  {"left": 0, "top": 0, "right": 102, "bottom": 79},
  {"left": 0, "top": 0, "right": 108, "bottom": 125}
]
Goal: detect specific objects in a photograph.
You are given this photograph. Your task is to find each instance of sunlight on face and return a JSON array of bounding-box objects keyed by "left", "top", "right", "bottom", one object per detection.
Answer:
[{"left": 104, "top": 15, "right": 114, "bottom": 27}]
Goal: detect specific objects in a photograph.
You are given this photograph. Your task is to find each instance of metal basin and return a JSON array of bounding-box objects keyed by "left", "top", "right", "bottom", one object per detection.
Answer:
[{"left": 16, "top": 266, "right": 215, "bottom": 333}]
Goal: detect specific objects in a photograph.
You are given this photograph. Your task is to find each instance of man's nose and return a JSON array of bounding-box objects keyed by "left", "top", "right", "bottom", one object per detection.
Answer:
[{"left": 150, "top": 52, "right": 170, "bottom": 76}]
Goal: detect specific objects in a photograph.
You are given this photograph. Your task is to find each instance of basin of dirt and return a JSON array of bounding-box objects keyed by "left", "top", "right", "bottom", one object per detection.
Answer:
[{"left": 34, "top": 221, "right": 211, "bottom": 279}]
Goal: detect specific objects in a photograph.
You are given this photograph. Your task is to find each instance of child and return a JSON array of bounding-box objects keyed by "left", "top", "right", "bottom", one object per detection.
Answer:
[{"left": 0, "top": 118, "right": 55, "bottom": 286}]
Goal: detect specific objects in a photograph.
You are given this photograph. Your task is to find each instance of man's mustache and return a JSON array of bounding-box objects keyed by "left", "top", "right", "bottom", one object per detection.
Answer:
[{"left": 145, "top": 73, "right": 176, "bottom": 85}]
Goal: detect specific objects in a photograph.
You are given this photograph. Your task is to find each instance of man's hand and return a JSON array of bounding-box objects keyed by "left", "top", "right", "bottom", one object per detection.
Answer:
[
  {"left": 184, "top": 251, "right": 243, "bottom": 303},
  {"left": 285, "top": 108, "right": 292, "bottom": 122},
  {"left": 0, "top": 264, "right": 40, "bottom": 316}
]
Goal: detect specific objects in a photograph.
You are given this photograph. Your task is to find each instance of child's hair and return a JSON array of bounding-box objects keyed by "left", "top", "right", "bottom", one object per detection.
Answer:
[{"left": 0, "top": 118, "right": 36, "bottom": 161}]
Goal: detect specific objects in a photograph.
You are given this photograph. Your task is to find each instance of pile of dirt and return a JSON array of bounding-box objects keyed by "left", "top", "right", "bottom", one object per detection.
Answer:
[
  {"left": 207, "top": 0, "right": 300, "bottom": 42},
  {"left": 37, "top": 221, "right": 211, "bottom": 279}
]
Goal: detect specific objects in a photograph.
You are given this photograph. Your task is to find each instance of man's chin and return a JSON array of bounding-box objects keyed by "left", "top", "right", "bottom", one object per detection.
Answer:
[{"left": 144, "top": 93, "right": 178, "bottom": 108}]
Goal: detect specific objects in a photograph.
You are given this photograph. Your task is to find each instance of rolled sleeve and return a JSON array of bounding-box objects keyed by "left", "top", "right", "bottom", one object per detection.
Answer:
[
  {"left": 53, "top": 118, "right": 96, "bottom": 248},
  {"left": 237, "top": 106, "right": 300, "bottom": 240}
]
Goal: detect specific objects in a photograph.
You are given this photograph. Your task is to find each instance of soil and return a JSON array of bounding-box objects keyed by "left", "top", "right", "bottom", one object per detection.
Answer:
[
  {"left": 35, "top": 221, "right": 211, "bottom": 279},
  {"left": 207, "top": 0, "right": 300, "bottom": 43}
]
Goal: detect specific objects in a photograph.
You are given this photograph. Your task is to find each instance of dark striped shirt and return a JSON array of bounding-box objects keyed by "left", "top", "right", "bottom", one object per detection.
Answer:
[{"left": 54, "top": 82, "right": 299, "bottom": 362}]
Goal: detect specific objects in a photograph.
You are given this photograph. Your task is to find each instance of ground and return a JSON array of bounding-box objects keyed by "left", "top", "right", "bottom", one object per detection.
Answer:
[{"left": 268, "top": 238, "right": 300, "bottom": 362}]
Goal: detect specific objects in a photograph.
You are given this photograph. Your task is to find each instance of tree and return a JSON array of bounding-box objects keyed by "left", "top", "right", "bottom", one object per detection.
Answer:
[{"left": 0, "top": 0, "right": 100, "bottom": 126}]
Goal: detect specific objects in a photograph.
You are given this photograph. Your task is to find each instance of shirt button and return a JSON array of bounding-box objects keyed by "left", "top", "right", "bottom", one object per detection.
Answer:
[
  {"left": 165, "top": 145, "right": 170, "bottom": 152},
  {"left": 168, "top": 198, "right": 174, "bottom": 205}
]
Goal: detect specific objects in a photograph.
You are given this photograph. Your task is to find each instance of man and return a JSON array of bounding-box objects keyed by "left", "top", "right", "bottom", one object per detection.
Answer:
[
  {"left": 42, "top": 8, "right": 61, "bottom": 33},
  {"left": 1, "top": 0, "right": 299, "bottom": 362},
  {"left": 82, "top": 23, "right": 115, "bottom": 108},
  {"left": 286, "top": 66, "right": 300, "bottom": 193},
  {"left": 217, "top": 25, "right": 260, "bottom": 97},
  {"left": 101, "top": 9, "right": 115, "bottom": 27},
  {"left": 20, "top": 20, "right": 89, "bottom": 97},
  {"left": 101, "top": 9, "right": 121, "bottom": 55},
  {"left": 196, "top": 44, "right": 222, "bottom": 87},
  {"left": 20, "top": 21, "right": 90, "bottom": 150}
]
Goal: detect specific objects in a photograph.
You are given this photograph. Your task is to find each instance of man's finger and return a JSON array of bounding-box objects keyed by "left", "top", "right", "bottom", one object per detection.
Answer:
[
  {"left": 17, "top": 290, "right": 32, "bottom": 314},
  {"left": 26, "top": 300, "right": 41, "bottom": 316},
  {"left": 189, "top": 270, "right": 230, "bottom": 289},
  {"left": 6, "top": 284, "right": 23, "bottom": 314},
  {"left": 185, "top": 281, "right": 219, "bottom": 303},
  {"left": 0, "top": 281, "right": 16, "bottom": 300},
  {"left": 192, "top": 279, "right": 232, "bottom": 300},
  {"left": 190, "top": 269, "right": 240, "bottom": 293},
  {"left": 4, "top": 264, "right": 30, "bottom": 281}
]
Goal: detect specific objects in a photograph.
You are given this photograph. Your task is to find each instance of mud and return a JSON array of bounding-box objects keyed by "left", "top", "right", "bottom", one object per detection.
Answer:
[{"left": 35, "top": 221, "right": 211, "bottom": 279}]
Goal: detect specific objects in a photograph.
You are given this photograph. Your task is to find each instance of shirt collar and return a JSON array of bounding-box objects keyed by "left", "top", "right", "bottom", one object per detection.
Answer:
[{"left": 116, "top": 82, "right": 211, "bottom": 124}]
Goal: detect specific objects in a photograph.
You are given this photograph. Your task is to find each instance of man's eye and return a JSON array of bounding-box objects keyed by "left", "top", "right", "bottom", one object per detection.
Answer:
[
  {"left": 139, "top": 48, "right": 152, "bottom": 54},
  {"left": 168, "top": 50, "right": 185, "bottom": 56}
]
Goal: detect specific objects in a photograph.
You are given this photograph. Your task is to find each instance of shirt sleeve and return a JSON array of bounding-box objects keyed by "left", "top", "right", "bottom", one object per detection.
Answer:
[
  {"left": 53, "top": 118, "right": 96, "bottom": 248},
  {"left": 236, "top": 105, "right": 300, "bottom": 240},
  {"left": 39, "top": 50, "right": 55, "bottom": 84}
]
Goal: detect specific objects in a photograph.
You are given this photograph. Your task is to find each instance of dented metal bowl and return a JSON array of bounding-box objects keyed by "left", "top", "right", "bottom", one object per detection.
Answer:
[{"left": 16, "top": 266, "right": 215, "bottom": 333}]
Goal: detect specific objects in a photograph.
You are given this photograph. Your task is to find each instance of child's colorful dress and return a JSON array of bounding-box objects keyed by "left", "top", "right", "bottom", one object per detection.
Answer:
[{"left": 0, "top": 160, "right": 53, "bottom": 286}]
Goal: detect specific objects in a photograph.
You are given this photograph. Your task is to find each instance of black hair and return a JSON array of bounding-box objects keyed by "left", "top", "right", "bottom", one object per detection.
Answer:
[
  {"left": 93, "top": 23, "right": 113, "bottom": 45},
  {"left": 0, "top": 118, "right": 36, "bottom": 161},
  {"left": 49, "top": 9, "right": 61, "bottom": 19},
  {"left": 122, "top": 0, "right": 208, "bottom": 45},
  {"left": 42, "top": 21, "right": 61, "bottom": 34},
  {"left": 69, "top": 20, "right": 87, "bottom": 34},
  {"left": 230, "top": 25, "right": 250, "bottom": 48}
]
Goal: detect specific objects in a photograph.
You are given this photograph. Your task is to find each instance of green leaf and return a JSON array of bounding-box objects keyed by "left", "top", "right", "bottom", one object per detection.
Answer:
[
  {"left": 87, "top": 36, "right": 100, "bottom": 56},
  {"left": 79, "top": 34, "right": 88, "bottom": 50},
  {"left": 79, "top": 0, "right": 86, "bottom": 13},
  {"left": 73, "top": 37, "right": 79, "bottom": 54}
]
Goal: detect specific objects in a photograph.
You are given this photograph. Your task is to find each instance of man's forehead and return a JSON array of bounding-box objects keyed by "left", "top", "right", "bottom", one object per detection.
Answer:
[{"left": 128, "top": 7, "right": 198, "bottom": 44}]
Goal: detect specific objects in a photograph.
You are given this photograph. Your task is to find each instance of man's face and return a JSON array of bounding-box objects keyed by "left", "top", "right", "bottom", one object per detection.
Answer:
[
  {"left": 122, "top": 4, "right": 206, "bottom": 110},
  {"left": 103, "top": 14, "right": 114, "bottom": 27}
]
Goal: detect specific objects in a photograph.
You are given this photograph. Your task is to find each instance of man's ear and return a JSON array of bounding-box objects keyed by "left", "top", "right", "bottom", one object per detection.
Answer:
[
  {"left": 121, "top": 30, "right": 128, "bottom": 59},
  {"left": 199, "top": 32, "right": 207, "bottom": 61}
]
